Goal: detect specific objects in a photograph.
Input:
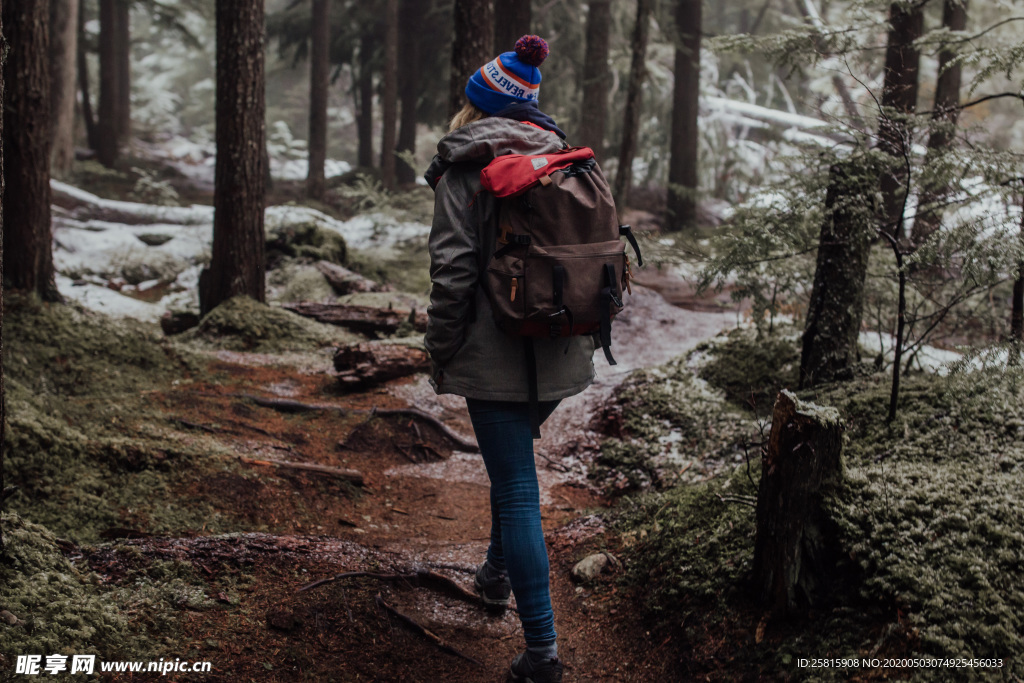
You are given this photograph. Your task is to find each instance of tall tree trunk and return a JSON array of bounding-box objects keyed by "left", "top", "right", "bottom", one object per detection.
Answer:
[
  {"left": 396, "top": 0, "right": 424, "bottom": 186},
  {"left": 202, "top": 0, "right": 266, "bottom": 316},
  {"left": 379, "top": 0, "right": 398, "bottom": 189},
  {"left": 613, "top": 0, "right": 652, "bottom": 207},
  {"left": 910, "top": 0, "right": 967, "bottom": 245},
  {"left": 96, "top": 0, "right": 119, "bottom": 166},
  {"left": 77, "top": 0, "right": 97, "bottom": 151},
  {"left": 114, "top": 0, "right": 130, "bottom": 140},
  {"left": 306, "top": 0, "right": 329, "bottom": 200},
  {"left": 800, "top": 164, "right": 873, "bottom": 387},
  {"left": 878, "top": 0, "right": 924, "bottom": 240},
  {"left": 448, "top": 0, "right": 493, "bottom": 121},
  {"left": 49, "top": 0, "right": 79, "bottom": 178},
  {"left": 0, "top": 0, "right": 7, "bottom": 555},
  {"left": 666, "top": 0, "right": 702, "bottom": 231},
  {"left": 800, "top": 2, "right": 925, "bottom": 386},
  {"left": 494, "top": 0, "right": 530, "bottom": 53},
  {"left": 577, "top": 0, "right": 610, "bottom": 156},
  {"left": 3, "top": 0, "right": 58, "bottom": 301},
  {"left": 355, "top": 36, "right": 374, "bottom": 169}
]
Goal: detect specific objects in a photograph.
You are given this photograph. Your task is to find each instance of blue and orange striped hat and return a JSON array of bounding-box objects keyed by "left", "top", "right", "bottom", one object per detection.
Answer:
[{"left": 465, "top": 35, "right": 549, "bottom": 114}]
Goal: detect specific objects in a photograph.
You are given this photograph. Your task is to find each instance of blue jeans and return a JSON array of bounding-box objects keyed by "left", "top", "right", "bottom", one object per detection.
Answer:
[{"left": 466, "top": 398, "right": 560, "bottom": 646}]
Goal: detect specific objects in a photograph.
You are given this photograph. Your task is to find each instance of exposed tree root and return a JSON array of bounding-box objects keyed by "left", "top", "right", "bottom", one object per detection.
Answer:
[
  {"left": 296, "top": 568, "right": 481, "bottom": 608},
  {"left": 374, "top": 594, "right": 483, "bottom": 666},
  {"left": 239, "top": 394, "right": 479, "bottom": 452}
]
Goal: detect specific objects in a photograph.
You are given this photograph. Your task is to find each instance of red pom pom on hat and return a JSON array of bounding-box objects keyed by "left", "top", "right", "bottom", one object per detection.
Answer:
[{"left": 514, "top": 35, "right": 549, "bottom": 67}]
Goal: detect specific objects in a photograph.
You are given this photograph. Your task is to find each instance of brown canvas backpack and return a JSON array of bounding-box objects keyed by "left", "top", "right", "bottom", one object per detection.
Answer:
[{"left": 479, "top": 146, "right": 643, "bottom": 434}]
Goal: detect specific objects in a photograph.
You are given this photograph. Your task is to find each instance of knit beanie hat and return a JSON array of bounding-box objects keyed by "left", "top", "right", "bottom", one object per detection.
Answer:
[{"left": 465, "top": 35, "right": 550, "bottom": 115}]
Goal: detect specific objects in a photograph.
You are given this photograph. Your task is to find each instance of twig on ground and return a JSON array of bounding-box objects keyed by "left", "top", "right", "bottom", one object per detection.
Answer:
[
  {"left": 174, "top": 418, "right": 221, "bottom": 434},
  {"left": 716, "top": 493, "right": 757, "bottom": 508},
  {"left": 534, "top": 449, "right": 570, "bottom": 472},
  {"left": 238, "top": 456, "right": 364, "bottom": 486}
]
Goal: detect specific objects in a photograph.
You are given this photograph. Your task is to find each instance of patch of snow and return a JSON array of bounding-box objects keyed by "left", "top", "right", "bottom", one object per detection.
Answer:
[
  {"left": 56, "top": 275, "right": 166, "bottom": 323},
  {"left": 859, "top": 331, "right": 962, "bottom": 375},
  {"left": 269, "top": 158, "right": 352, "bottom": 182}
]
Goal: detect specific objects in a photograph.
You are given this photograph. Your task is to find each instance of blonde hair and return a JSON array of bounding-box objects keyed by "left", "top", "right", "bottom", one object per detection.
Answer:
[{"left": 448, "top": 102, "right": 487, "bottom": 132}]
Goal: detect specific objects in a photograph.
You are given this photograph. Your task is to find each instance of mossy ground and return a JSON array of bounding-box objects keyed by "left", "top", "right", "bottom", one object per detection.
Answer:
[
  {"left": 613, "top": 329, "right": 1024, "bottom": 680},
  {"left": 0, "top": 513, "right": 215, "bottom": 669},
  {"left": 184, "top": 295, "right": 360, "bottom": 352}
]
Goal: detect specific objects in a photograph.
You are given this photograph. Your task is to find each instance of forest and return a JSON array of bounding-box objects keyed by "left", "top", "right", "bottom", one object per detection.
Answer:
[{"left": 1, "top": 0, "right": 1023, "bottom": 680}]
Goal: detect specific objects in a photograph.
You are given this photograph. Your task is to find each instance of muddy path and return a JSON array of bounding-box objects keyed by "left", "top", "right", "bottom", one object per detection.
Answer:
[{"left": 90, "top": 279, "right": 736, "bottom": 682}]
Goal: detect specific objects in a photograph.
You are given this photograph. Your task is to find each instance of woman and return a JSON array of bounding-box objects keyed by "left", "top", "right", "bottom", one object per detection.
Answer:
[{"left": 423, "top": 36, "right": 595, "bottom": 683}]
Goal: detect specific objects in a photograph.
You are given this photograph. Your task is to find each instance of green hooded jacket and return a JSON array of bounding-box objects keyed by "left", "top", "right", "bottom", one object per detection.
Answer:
[{"left": 423, "top": 117, "right": 597, "bottom": 402}]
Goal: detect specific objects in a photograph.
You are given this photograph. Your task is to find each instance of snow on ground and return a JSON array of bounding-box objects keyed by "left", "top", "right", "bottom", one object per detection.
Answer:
[
  {"left": 51, "top": 179, "right": 430, "bottom": 320},
  {"left": 56, "top": 275, "right": 170, "bottom": 323},
  {"left": 859, "top": 330, "right": 962, "bottom": 375}
]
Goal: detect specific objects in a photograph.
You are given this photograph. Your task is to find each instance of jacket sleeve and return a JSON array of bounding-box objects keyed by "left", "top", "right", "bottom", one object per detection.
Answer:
[{"left": 424, "top": 169, "right": 483, "bottom": 366}]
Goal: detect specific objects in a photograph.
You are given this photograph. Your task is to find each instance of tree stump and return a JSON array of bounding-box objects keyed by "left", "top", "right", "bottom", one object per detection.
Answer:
[{"left": 753, "top": 390, "right": 844, "bottom": 615}]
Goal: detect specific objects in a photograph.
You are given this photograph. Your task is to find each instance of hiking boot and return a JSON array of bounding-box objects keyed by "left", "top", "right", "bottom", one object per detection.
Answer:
[
  {"left": 509, "top": 651, "right": 564, "bottom": 683},
  {"left": 474, "top": 561, "right": 511, "bottom": 610}
]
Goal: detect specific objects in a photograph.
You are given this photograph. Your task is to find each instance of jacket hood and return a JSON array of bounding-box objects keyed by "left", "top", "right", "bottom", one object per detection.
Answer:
[{"left": 424, "top": 117, "right": 566, "bottom": 190}]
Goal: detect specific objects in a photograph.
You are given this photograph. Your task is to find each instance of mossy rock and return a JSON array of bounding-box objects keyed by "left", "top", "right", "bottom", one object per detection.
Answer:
[
  {"left": 187, "top": 295, "right": 352, "bottom": 352},
  {"left": 269, "top": 262, "right": 336, "bottom": 304},
  {"left": 265, "top": 213, "right": 346, "bottom": 265}
]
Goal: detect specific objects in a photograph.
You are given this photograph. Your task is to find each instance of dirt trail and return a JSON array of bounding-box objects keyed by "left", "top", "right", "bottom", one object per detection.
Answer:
[{"left": 96, "top": 279, "right": 735, "bottom": 682}]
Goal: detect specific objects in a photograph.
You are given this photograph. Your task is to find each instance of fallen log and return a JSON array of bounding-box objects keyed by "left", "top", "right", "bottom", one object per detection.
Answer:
[
  {"left": 238, "top": 455, "right": 364, "bottom": 486},
  {"left": 333, "top": 341, "right": 430, "bottom": 390},
  {"left": 281, "top": 302, "right": 427, "bottom": 336},
  {"left": 315, "top": 260, "right": 389, "bottom": 294},
  {"left": 753, "top": 390, "right": 844, "bottom": 615}
]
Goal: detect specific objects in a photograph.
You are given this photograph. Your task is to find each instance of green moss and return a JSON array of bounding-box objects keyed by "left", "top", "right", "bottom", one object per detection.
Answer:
[
  {"left": 617, "top": 343, "right": 1024, "bottom": 679},
  {"left": 813, "top": 373, "right": 1024, "bottom": 675},
  {"left": 4, "top": 296, "right": 187, "bottom": 398},
  {"left": 4, "top": 381, "right": 231, "bottom": 543},
  {"left": 832, "top": 461, "right": 1024, "bottom": 666},
  {"left": 693, "top": 326, "right": 800, "bottom": 409},
  {"left": 0, "top": 514, "right": 139, "bottom": 659},
  {"left": 616, "top": 467, "right": 758, "bottom": 614},
  {"left": 2, "top": 297, "right": 243, "bottom": 543},
  {"left": 186, "top": 295, "right": 355, "bottom": 352},
  {"left": 345, "top": 244, "right": 432, "bottom": 297},
  {"left": 592, "top": 356, "right": 757, "bottom": 494}
]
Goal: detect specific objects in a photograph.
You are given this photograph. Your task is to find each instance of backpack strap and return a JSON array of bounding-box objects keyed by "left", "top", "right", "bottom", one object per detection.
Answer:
[
  {"left": 619, "top": 225, "right": 644, "bottom": 267},
  {"left": 599, "top": 263, "right": 620, "bottom": 366},
  {"left": 523, "top": 338, "right": 542, "bottom": 439}
]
